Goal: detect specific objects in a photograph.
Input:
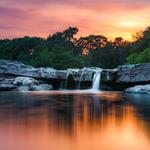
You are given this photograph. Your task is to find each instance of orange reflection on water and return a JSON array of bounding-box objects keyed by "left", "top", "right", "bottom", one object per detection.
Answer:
[
  {"left": 95, "top": 92, "right": 123, "bottom": 101},
  {"left": 0, "top": 92, "right": 149, "bottom": 150}
]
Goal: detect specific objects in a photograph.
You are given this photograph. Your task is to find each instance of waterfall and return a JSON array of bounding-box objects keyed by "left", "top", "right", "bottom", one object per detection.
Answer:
[
  {"left": 59, "top": 80, "right": 64, "bottom": 89},
  {"left": 59, "top": 68, "right": 102, "bottom": 91},
  {"left": 92, "top": 69, "right": 102, "bottom": 90},
  {"left": 77, "top": 72, "right": 84, "bottom": 89},
  {"left": 64, "top": 72, "right": 69, "bottom": 89}
]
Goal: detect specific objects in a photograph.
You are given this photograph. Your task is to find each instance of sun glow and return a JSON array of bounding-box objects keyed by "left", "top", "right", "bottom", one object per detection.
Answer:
[
  {"left": 0, "top": 0, "right": 150, "bottom": 41},
  {"left": 117, "top": 21, "right": 140, "bottom": 28}
]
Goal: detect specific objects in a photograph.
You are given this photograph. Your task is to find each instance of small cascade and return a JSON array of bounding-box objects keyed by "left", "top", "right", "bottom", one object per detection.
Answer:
[
  {"left": 40, "top": 68, "right": 44, "bottom": 77},
  {"left": 64, "top": 72, "right": 69, "bottom": 89},
  {"left": 59, "top": 80, "right": 64, "bottom": 89},
  {"left": 59, "top": 68, "right": 102, "bottom": 91},
  {"left": 77, "top": 72, "right": 84, "bottom": 89},
  {"left": 92, "top": 69, "right": 102, "bottom": 90}
]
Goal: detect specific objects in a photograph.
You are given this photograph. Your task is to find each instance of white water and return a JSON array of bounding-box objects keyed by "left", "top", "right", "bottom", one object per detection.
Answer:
[
  {"left": 77, "top": 72, "right": 84, "bottom": 89},
  {"left": 92, "top": 70, "right": 102, "bottom": 90},
  {"left": 64, "top": 72, "right": 69, "bottom": 89},
  {"left": 60, "top": 68, "right": 102, "bottom": 91},
  {"left": 59, "top": 80, "right": 64, "bottom": 89}
]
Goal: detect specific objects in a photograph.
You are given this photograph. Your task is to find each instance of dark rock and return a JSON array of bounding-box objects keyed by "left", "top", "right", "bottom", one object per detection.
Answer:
[{"left": 101, "top": 69, "right": 117, "bottom": 83}]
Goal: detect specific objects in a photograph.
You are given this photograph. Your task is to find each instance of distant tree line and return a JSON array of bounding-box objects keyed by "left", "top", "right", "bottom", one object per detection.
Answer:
[{"left": 0, "top": 26, "right": 150, "bottom": 69}]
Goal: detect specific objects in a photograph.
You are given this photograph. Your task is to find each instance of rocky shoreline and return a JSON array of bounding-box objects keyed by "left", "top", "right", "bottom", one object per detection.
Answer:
[{"left": 0, "top": 60, "right": 150, "bottom": 93}]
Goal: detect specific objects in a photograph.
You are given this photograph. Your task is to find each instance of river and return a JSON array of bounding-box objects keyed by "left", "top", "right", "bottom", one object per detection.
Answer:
[{"left": 0, "top": 91, "right": 150, "bottom": 150}]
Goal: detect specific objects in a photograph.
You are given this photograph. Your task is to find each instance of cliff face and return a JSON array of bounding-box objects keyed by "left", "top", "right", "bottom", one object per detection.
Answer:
[{"left": 0, "top": 60, "right": 150, "bottom": 91}]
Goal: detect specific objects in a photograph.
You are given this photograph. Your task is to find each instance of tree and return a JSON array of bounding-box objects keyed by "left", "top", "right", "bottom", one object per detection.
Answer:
[{"left": 75, "top": 35, "right": 108, "bottom": 55}]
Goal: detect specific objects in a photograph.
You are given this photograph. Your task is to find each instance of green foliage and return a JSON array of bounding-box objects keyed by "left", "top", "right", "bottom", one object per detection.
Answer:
[
  {"left": 0, "top": 26, "right": 150, "bottom": 69},
  {"left": 126, "top": 47, "right": 150, "bottom": 64},
  {"left": 0, "top": 27, "right": 84, "bottom": 69}
]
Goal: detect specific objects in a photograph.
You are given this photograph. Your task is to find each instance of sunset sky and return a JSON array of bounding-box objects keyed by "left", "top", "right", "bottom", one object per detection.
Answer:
[{"left": 0, "top": 0, "right": 150, "bottom": 41}]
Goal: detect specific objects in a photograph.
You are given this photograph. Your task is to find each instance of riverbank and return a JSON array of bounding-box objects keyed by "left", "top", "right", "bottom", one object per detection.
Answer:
[{"left": 0, "top": 59, "right": 150, "bottom": 93}]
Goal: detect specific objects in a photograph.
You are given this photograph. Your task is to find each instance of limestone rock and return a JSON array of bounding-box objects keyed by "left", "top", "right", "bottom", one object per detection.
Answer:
[
  {"left": 101, "top": 69, "right": 117, "bottom": 83},
  {"left": 0, "top": 60, "right": 56, "bottom": 79},
  {"left": 117, "top": 64, "right": 150, "bottom": 83},
  {"left": 16, "top": 86, "right": 31, "bottom": 91},
  {"left": 13, "top": 77, "right": 39, "bottom": 86},
  {"left": 125, "top": 84, "right": 150, "bottom": 94},
  {"left": 0, "top": 84, "right": 17, "bottom": 91},
  {"left": 31, "top": 84, "right": 52, "bottom": 91}
]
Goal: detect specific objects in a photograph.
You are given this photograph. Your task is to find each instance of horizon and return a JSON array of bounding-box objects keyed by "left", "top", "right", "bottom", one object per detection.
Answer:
[
  {"left": 0, "top": 25, "right": 149, "bottom": 42},
  {"left": 0, "top": 0, "right": 150, "bottom": 41}
]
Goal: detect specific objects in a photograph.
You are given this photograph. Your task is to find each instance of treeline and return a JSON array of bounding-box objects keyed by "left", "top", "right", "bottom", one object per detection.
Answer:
[{"left": 0, "top": 26, "right": 150, "bottom": 69}]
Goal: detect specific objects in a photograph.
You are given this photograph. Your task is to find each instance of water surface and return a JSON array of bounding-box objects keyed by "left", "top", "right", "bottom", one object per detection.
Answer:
[{"left": 0, "top": 91, "right": 150, "bottom": 150}]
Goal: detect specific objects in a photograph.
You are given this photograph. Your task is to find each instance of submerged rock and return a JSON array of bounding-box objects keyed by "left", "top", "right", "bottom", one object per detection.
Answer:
[{"left": 125, "top": 84, "right": 150, "bottom": 94}]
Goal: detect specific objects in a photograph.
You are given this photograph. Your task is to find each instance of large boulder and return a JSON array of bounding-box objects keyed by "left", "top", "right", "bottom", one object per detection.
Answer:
[
  {"left": 0, "top": 60, "right": 56, "bottom": 79},
  {"left": 0, "top": 75, "right": 53, "bottom": 91},
  {"left": 13, "top": 77, "right": 39, "bottom": 86},
  {"left": 125, "top": 84, "right": 150, "bottom": 94},
  {"left": 116, "top": 64, "right": 150, "bottom": 83},
  {"left": 13, "top": 77, "right": 53, "bottom": 91}
]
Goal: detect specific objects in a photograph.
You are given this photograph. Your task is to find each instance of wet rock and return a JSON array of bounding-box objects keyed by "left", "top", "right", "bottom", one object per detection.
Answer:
[
  {"left": 0, "top": 84, "right": 17, "bottom": 91},
  {"left": 13, "top": 77, "right": 39, "bottom": 86},
  {"left": 0, "top": 75, "right": 53, "bottom": 91},
  {"left": 101, "top": 69, "right": 117, "bottom": 83},
  {"left": 70, "top": 67, "right": 99, "bottom": 81},
  {"left": 31, "top": 84, "right": 52, "bottom": 91},
  {"left": 0, "top": 60, "right": 116, "bottom": 82},
  {"left": 17, "top": 86, "right": 31, "bottom": 91},
  {"left": 0, "top": 75, "right": 16, "bottom": 90},
  {"left": 55, "top": 70, "right": 68, "bottom": 79},
  {"left": 125, "top": 84, "right": 150, "bottom": 94}
]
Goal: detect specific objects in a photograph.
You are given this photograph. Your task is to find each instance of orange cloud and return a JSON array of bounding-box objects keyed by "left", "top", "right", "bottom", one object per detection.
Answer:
[{"left": 0, "top": 0, "right": 150, "bottom": 41}]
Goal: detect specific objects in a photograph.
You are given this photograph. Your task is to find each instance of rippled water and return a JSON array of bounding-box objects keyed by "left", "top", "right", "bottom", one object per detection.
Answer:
[{"left": 0, "top": 91, "right": 150, "bottom": 150}]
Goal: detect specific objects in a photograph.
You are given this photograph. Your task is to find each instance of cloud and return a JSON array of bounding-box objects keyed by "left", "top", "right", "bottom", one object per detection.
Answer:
[{"left": 0, "top": 0, "right": 150, "bottom": 40}]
